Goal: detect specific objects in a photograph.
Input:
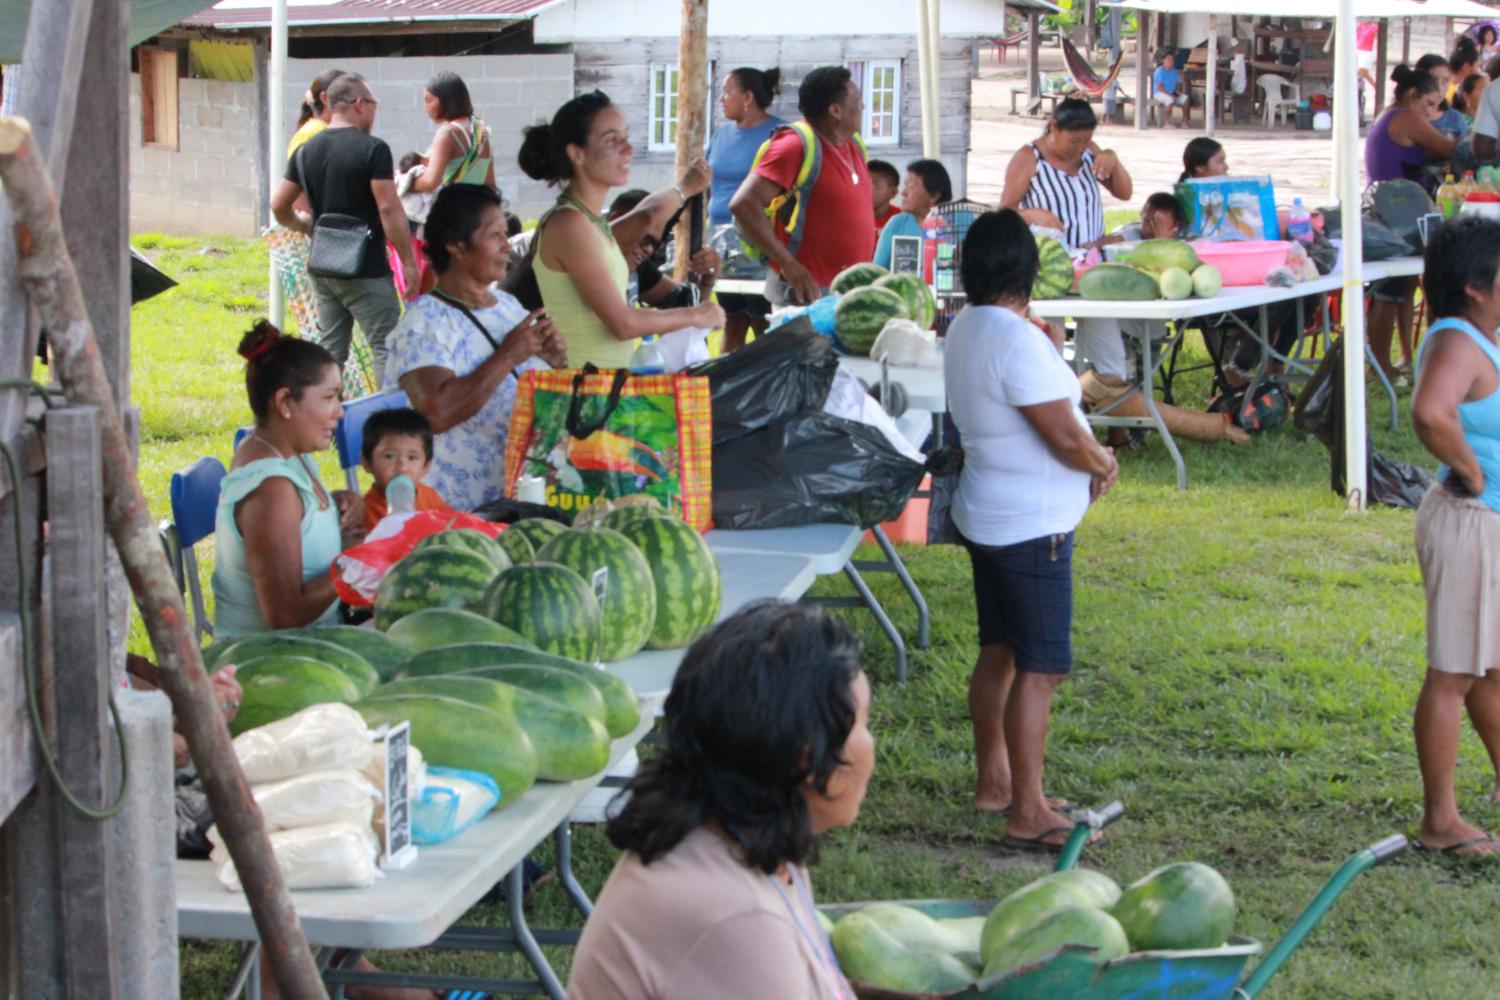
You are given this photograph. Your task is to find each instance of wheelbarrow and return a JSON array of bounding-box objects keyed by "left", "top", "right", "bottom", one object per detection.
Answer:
[{"left": 821, "top": 801, "right": 1408, "bottom": 999}]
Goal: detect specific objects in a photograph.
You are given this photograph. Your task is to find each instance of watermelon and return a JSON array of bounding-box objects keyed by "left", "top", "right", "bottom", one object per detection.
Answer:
[
  {"left": 354, "top": 695, "right": 536, "bottom": 808},
  {"left": 1159, "top": 266, "right": 1194, "bottom": 300},
  {"left": 831, "top": 909, "right": 976, "bottom": 993},
  {"left": 482, "top": 562, "right": 603, "bottom": 663},
  {"left": 1031, "top": 234, "right": 1074, "bottom": 300},
  {"left": 289, "top": 625, "right": 409, "bottom": 682},
  {"left": 941, "top": 916, "right": 986, "bottom": 968},
  {"left": 981, "top": 906, "right": 1129, "bottom": 980},
  {"left": 1192, "top": 263, "right": 1223, "bottom": 298},
  {"left": 231, "top": 656, "right": 363, "bottom": 736},
  {"left": 599, "top": 503, "right": 670, "bottom": 532},
  {"left": 1120, "top": 238, "right": 1200, "bottom": 276},
  {"left": 616, "top": 515, "right": 721, "bottom": 650},
  {"left": 874, "top": 273, "right": 937, "bottom": 330},
  {"left": 850, "top": 902, "right": 971, "bottom": 956},
  {"left": 412, "top": 528, "right": 511, "bottom": 571},
  {"left": 1110, "top": 861, "right": 1236, "bottom": 951},
  {"left": 373, "top": 546, "right": 500, "bottom": 630},
  {"left": 536, "top": 527, "right": 656, "bottom": 661},
  {"left": 384, "top": 607, "right": 535, "bottom": 653},
  {"left": 829, "top": 261, "right": 889, "bottom": 295},
  {"left": 395, "top": 641, "right": 640, "bottom": 738},
  {"left": 505, "top": 518, "right": 566, "bottom": 560},
  {"left": 980, "top": 869, "right": 1122, "bottom": 965},
  {"left": 1077, "top": 263, "right": 1160, "bottom": 301},
  {"left": 460, "top": 665, "right": 608, "bottom": 725},
  {"left": 367, "top": 676, "right": 610, "bottom": 781},
  {"left": 211, "top": 635, "right": 378, "bottom": 697},
  {"left": 834, "top": 285, "right": 909, "bottom": 356}
]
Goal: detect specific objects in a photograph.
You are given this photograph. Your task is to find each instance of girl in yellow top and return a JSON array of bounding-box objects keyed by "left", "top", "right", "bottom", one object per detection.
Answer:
[
  {"left": 286, "top": 67, "right": 346, "bottom": 159},
  {"left": 519, "top": 90, "right": 723, "bottom": 370}
]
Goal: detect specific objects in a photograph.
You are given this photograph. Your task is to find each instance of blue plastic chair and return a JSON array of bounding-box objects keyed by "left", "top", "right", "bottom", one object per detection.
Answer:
[
  {"left": 334, "top": 389, "right": 409, "bottom": 491},
  {"left": 167, "top": 456, "right": 228, "bottom": 643},
  {"left": 233, "top": 426, "right": 251, "bottom": 452}
]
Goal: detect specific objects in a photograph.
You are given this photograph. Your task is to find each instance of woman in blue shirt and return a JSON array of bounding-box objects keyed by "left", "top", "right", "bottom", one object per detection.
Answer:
[
  {"left": 707, "top": 66, "right": 783, "bottom": 352},
  {"left": 872, "top": 159, "right": 953, "bottom": 270}
]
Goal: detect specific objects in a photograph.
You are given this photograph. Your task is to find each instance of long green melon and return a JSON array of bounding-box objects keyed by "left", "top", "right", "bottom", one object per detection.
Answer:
[
  {"left": 831, "top": 909, "right": 976, "bottom": 993},
  {"left": 1110, "top": 861, "right": 1236, "bottom": 951},
  {"left": 536, "top": 526, "right": 656, "bottom": 662},
  {"left": 354, "top": 695, "right": 536, "bottom": 809},
  {"left": 396, "top": 642, "right": 640, "bottom": 738},
  {"left": 373, "top": 545, "right": 500, "bottom": 630},
  {"left": 481, "top": 562, "right": 602, "bottom": 663},
  {"left": 1031, "top": 235, "right": 1074, "bottom": 300},
  {"left": 231, "top": 656, "right": 363, "bottom": 736},
  {"left": 459, "top": 664, "right": 607, "bottom": 726},
  {"left": 368, "top": 675, "right": 610, "bottom": 782},
  {"left": 288, "top": 625, "right": 409, "bottom": 683},
  {"left": 412, "top": 527, "right": 512, "bottom": 571},
  {"left": 980, "top": 868, "right": 1122, "bottom": 965},
  {"left": 834, "top": 284, "right": 909, "bottom": 356},
  {"left": 210, "top": 635, "right": 378, "bottom": 696},
  {"left": 384, "top": 607, "right": 535, "bottom": 653},
  {"left": 981, "top": 906, "right": 1129, "bottom": 980},
  {"left": 1120, "top": 238, "right": 1200, "bottom": 276},
  {"left": 1077, "top": 263, "right": 1160, "bottom": 302},
  {"left": 617, "top": 515, "right": 721, "bottom": 650}
]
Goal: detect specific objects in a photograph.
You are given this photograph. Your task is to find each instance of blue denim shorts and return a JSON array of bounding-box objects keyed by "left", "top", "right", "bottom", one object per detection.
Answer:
[{"left": 960, "top": 530, "right": 1075, "bottom": 674}]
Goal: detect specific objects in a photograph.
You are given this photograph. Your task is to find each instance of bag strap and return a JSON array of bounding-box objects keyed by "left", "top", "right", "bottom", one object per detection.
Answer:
[
  {"left": 565, "top": 365, "right": 631, "bottom": 439},
  {"left": 295, "top": 145, "right": 313, "bottom": 216},
  {"left": 431, "top": 289, "right": 502, "bottom": 353}
]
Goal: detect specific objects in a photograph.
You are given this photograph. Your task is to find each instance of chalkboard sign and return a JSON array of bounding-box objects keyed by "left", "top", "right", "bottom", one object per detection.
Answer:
[
  {"left": 890, "top": 236, "right": 923, "bottom": 276},
  {"left": 382, "top": 721, "right": 417, "bottom": 870}
]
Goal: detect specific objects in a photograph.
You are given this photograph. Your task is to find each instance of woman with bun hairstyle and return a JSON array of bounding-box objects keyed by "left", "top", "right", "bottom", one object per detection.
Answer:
[
  {"left": 708, "top": 67, "right": 784, "bottom": 353},
  {"left": 212, "top": 323, "right": 364, "bottom": 638},
  {"left": 1366, "top": 65, "right": 1457, "bottom": 186},
  {"left": 518, "top": 90, "right": 725, "bottom": 370}
]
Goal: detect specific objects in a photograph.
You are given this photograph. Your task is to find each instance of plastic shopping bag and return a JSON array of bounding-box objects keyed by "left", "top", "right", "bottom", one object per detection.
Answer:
[
  {"left": 411, "top": 767, "right": 501, "bottom": 845},
  {"left": 655, "top": 326, "right": 713, "bottom": 372},
  {"left": 232, "top": 703, "right": 373, "bottom": 785},
  {"left": 332, "top": 509, "right": 505, "bottom": 605},
  {"left": 248, "top": 769, "right": 383, "bottom": 832},
  {"left": 870, "top": 318, "right": 936, "bottom": 367},
  {"left": 213, "top": 821, "right": 380, "bottom": 892}
]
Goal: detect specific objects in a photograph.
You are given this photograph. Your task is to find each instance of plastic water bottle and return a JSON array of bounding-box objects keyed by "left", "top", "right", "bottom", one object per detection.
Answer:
[
  {"left": 1287, "top": 198, "right": 1313, "bottom": 244},
  {"left": 1437, "top": 174, "right": 1461, "bottom": 219},
  {"left": 629, "top": 336, "right": 666, "bottom": 374},
  {"left": 385, "top": 474, "right": 416, "bottom": 514}
]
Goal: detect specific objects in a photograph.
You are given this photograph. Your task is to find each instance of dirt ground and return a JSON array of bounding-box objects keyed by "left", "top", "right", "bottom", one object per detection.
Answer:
[{"left": 965, "top": 47, "right": 1348, "bottom": 216}]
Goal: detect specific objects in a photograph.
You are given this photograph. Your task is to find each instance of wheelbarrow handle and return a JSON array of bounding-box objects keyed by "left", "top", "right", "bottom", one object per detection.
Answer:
[
  {"left": 1368, "top": 834, "right": 1409, "bottom": 865},
  {"left": 1054, "top": 801, "right": 1126, "bottom": 872}
]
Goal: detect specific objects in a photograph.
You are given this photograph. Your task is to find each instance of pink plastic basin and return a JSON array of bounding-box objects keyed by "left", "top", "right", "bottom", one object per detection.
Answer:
[{"left": 1191, "top": 240, "right": 1293, "bottom": 287}]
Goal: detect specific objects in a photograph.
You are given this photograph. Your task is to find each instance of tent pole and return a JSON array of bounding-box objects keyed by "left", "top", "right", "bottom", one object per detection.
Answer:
[
  {"left": 1335, "top": 0, "right": 1368, "bottom": 511},
  {"left": 1134, "top": 9, "right": 1148, "bottom": 130},
  {"left": 1375, "top": 19, "right": 1387, "bottom": 117},
  {"left": 1206, "top": 17, "right": 1217, "bottom": 136},
  {"left": 916, "top": 0, "right": 934, "bottom": 156},
  {"left": 268, "top": 0, "right": 287, "bottom": 331}
]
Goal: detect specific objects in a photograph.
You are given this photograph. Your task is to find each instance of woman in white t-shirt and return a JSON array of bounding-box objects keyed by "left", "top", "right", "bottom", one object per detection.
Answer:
[{"left": 943, "top": 209, "right": 1119, "bottom": 853}]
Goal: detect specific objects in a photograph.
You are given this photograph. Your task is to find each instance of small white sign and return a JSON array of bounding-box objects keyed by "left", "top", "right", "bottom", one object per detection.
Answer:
[
  {"left": 381, "top": 722, "right": 417, "bottom": 870},
  {"left": 591, "top": 566, "right": 610, "bottom": 605}
]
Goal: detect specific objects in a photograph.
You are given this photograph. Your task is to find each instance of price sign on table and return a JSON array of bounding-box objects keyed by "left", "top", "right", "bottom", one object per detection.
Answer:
[{"left": 382, "top": 721, "right": 417, "bottom": 870}]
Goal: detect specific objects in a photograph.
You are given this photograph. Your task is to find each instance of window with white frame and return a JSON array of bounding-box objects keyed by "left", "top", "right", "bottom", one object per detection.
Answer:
[
  {"left": 847, "top": 59, "right": 901, "bottom": 145},
  {"left": 648, "top": 62, "right": 715, "bottom": 152}
]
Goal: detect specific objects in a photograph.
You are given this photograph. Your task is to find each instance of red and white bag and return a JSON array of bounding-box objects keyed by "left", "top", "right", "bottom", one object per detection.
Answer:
[{"left": 332, "top": 510, "right": 505, "bottom": 605}]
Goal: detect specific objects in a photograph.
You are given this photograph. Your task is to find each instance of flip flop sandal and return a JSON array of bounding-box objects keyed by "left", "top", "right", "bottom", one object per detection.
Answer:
[
  {"left": 998, "top": 799, "right": 1075, "bottom": 819},
  {"left": 1002, "top": 826, "right": 1078, "bottom": 854},
  {"left": 1414, "top": 834, "right": 1498, "bottom": 856}
]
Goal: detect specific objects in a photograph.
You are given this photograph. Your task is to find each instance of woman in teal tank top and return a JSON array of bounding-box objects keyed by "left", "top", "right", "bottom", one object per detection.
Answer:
[
  {"left": 517, "top": 90, "right": 724, "bottom": 369},
  {"left": 212, "top": 322, "right": 363, "bottom": 638},
  {"left": 1409, "top": 216, "right": 1500, "bottom": 856}
]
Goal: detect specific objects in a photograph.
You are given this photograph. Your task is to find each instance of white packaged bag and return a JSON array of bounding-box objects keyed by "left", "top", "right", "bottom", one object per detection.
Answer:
[
  {"left": 232, "top": 703, "right": 372, "bottom": 785},
  {"left": 870, "top": 318, "right": 936, "bottom": 367},
  {"left": 823, "top": 368, "right": 926, "bottom": 464},
  {"left": 250, "top": 769, "right": 381, "bottom": 832},
  {"left": 214, "top": 821, "right": 380, "bottom": 892},
  {"left": 655, "top": 326, "right": 712, "bottom": 372}
]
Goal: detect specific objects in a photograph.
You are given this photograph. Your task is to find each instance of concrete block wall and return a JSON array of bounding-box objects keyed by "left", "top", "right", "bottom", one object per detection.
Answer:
[
  {"left": 282, "top": 54, "right": 575, "bottom": 221},
  {"left": 129, "top": 74, "right": 261, "bottom": 236}
]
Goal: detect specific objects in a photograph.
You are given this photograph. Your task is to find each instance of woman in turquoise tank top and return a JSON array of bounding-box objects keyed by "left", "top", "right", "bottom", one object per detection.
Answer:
[
  {"left": 1409, "top": 216, "right": 1500, "bottom": 856},
  {"left": 517, "top": 90, "right": 724, "bottom": 369},
  {"left": 212, "top": 322, "right": 364, "bottom": 638}
]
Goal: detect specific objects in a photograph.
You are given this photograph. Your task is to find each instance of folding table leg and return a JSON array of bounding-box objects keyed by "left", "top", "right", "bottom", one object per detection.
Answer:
[
  {"left": 554, "top": 822, "right": 594, "bottom": 918},
  {"left": 508, "top": 863, "right": 567, "bottom": 1000},
  {"left": 227, "top": 941, "right": 260, "bottom": 1000},
  {"left": 868, "top": 525, "right": 930, "bottom": 650},
  {"left": 1364, "top": 341, "right": 1400, "bottom": 431},
  {"left": 843, "top": 562, "right": 907, "bottom": 682}
]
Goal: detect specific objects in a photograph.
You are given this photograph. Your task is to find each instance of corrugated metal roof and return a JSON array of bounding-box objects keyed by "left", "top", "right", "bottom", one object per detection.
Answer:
[{"left": 182, "top": 0, "right": 568, "bottom": 29}]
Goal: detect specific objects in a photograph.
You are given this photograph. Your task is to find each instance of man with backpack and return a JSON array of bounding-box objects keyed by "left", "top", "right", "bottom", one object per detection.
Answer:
[{"left": 731, "top": 65, "right": 871, "bottom": 306}]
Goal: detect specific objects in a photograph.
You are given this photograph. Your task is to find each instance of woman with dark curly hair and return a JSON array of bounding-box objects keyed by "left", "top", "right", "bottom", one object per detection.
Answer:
[{"left": 568, "top": 603, "right": 874, "bottom": 999}]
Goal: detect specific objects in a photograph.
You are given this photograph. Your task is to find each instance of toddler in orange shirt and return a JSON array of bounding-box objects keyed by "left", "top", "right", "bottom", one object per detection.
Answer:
[{"left": 361, "top": 407, "right": 453, "bottom": 532}]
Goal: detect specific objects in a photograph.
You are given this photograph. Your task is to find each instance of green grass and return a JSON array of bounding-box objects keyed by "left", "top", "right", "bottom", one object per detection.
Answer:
[{"left": 131, "top": 236, "right": 1500, "bottom": 999}]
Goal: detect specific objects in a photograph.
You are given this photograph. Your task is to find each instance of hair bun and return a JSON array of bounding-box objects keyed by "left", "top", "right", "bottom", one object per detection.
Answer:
[
  {"left": 764, "top": 67, "right": 782, "bottom": 96},
  {"left": 238, "top": 319, "right": 282, "bottom": 361},
  {"left": 517, "top": 121, "right": 557, "bottom": 182},
  {"left": 1391, "top": 63, "right": 1414, "bottom": 85}
]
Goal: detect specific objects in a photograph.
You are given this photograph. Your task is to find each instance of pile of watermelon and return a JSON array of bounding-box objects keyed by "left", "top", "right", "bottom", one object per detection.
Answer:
[
  {"left": 1078, "top": 239, "right": 1223, "bottom": 302},
  {"left": 207, "top": 505, "right": 723, "bottom": 812},
  {"left": 827, "top": 861, "right": 1237, "bottom": 995}
]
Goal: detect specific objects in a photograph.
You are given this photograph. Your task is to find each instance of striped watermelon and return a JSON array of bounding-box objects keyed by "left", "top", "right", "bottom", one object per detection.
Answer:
[
  {"left": 374, "top": 546, "right": 500, "bottom": 631},
  {"left": 874, "top": 273, "right": 937, "bottom": 330},
  {"left": 481, "top": 562, "right": 603, "bottom": 663},
  {"left": 502, "top": 518, "right": 566, "bottom": 565},
  {"left": 1031, "top": 235, "right": 1074, "bottom": 300},
  {"left": 536, "top": 527, "right": 656, "bottom": 662},
  {"left": 599, "top": 503, "right": 670, "bottom": 533},
  {"left": 412, "top": 528, "right": 511, "bottom": 571},
  {"left": 617, "top": 514, "right": 721, "bottom": 649},
  {"left": 830, "top": 261, "right": 889, "bottom": 295},
  {"left": 834, "top": 285, "right": 909, "bottom": 356}
]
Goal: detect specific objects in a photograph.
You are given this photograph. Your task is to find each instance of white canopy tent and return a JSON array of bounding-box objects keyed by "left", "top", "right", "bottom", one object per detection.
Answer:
[{"left": 1103, "top": 0, "right": 1493, "bottom": 509}]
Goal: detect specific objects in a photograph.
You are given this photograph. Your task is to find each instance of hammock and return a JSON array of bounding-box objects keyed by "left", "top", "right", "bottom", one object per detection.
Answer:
[{"left": 1060, "top": 36, "right": 1125, "bottom": 97}]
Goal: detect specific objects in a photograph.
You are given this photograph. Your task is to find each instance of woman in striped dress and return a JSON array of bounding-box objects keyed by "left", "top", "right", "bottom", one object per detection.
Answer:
[{"left": 1000, "top": 99, "right": 1133, "bottom": 385}]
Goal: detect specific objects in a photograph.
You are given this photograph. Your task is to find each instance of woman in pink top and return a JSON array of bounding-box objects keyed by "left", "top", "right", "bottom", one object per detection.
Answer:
[{"left": 568, "top": 603, "right": 875, "bottom": 1000}]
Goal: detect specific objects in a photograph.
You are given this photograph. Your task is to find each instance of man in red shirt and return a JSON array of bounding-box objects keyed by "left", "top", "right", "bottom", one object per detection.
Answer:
[{"left": 731, "top": 66, "right": 873, "bottom": 306}]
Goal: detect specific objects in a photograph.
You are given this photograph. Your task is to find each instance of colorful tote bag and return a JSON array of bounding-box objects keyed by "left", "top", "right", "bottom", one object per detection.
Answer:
[
  {"left": 1175, "top": 176, "right": 1281, "bottom": 242},
  {"left": 505, "top": 367, "right": 713, "bottom": 531}
]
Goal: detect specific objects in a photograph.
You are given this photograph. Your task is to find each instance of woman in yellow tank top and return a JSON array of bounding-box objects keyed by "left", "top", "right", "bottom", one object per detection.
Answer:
[{"left": 519, "top": 91, "right": 724, "bottom": 369}]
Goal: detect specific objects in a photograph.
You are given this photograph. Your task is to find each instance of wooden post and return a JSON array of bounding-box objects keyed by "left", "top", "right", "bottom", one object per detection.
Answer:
[
  {"left": 1135, "top": 12, "right": 1150, "bottom": 129},
  {"left": 1027, "top": 11, "right": 1041, "bottom": 100},
  {"left": 1375, "top": 19, "right": 1388, "bottom": 117},
  {"left": 1206, "top": 19, "right": 1218, "bottom": 136},
  {"left": 672, "top": 0, "right": 709, "bottom": 282},
  {"left": 1402, "top": 18, "right": 1410, "bottom": 65}
]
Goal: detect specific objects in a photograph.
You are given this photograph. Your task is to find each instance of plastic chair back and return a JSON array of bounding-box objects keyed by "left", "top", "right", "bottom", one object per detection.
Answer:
[
  {"left": 233, "top": 426, "right": 251, "bottom": 452},
  {"left": 169, "top": 457, "right": 228, "bottom": 642},
  {"left": 334, "top": 389, "right": 409, "bottom": 492}
]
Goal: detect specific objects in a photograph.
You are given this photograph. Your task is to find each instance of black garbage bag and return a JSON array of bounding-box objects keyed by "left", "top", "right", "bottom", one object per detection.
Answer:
[
  {"left": 1293, "top": 337, "right": 1432, "bottom": 508},
  {"left": 1320, "top": 211, "right": 1421, "bottom": 261},
  {"left": 712, "top": 411, "right": 926, "bottom": 529},
  {"left": 686, "top": 323, "right": 838, "bottom": 445},
  {"left": 470, "top": 497, "right": 571, "bottom": 525}
]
